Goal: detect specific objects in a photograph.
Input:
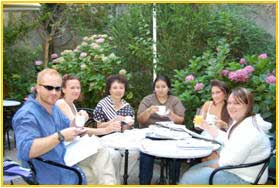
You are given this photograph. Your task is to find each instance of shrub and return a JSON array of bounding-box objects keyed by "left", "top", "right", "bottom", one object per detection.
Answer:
[
  {"left": 51, "top": 34, "right": 130, "bottom": 107},
  {"left": 173, "top": 39, "right": 275, "bottom": 132}
]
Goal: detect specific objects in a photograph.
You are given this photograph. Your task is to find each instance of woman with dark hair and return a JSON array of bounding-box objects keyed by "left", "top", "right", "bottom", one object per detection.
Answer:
[
  {"left": 137, "top": 75, "right": 185, "bottom": 128},
  {"left": 93, "top": 74, "right": 137, "bottom": 184},
  {"left": 137, "top": 75, "right": 185, "bottom": 184},
  {"left": 180, "top": 87, "right": 271, "bottom": 184}
]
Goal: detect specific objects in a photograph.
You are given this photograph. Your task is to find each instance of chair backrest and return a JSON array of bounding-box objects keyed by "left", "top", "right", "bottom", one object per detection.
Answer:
[
  {"left": 28, "top": 157, "right": 83, "bottom": 184},
  {"left": 4, "top": 159, "right": 37, "bottom": 184},
  {"left": 77, "top": 107, "right": 96, "bottom": 127},
  {"left": 209, "top": 154, "right": 272, "bottom": 184}
]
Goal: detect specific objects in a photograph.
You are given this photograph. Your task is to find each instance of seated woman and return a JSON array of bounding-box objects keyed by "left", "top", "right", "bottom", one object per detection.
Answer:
[
  {"left": 196, "top": 80, "right": 230, "bottom": 133},
  {"left": 137, "top": 75, "right": 185, "bottom": 184},
  {"left": 56, "top": 74, "right": 119, "bottom": 184},
  {"left": 180, "top": 87, "right": 271, "bottom": 184},
  {"left": 56, "top": 74, "right": 120, "bottom": 135},
  {"left": 93, "top": 74, "right": 138, "bottom": 184},
  {"left": 194, "top": 80, "right": 231, "bottom": 161}
]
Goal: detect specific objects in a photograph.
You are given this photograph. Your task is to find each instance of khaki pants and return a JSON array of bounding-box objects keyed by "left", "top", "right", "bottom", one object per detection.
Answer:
[
  {"left": 108, "top": 148, "right": 139, "bottom": 184},
  {"left": 78, "top": 148, "right": 117, "bottom": 184}
]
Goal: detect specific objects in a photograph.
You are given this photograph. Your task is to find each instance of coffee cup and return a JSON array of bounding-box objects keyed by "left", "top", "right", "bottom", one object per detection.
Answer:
[
  {"left": 157, "top": 105, "right": 167, "bottom": 116},
  {"left": 75, "top": 115, "right": 86, "bottom": 128}
]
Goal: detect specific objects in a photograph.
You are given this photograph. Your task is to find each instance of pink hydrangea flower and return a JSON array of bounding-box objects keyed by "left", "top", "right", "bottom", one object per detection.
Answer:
[
  {"left": 243, "top": 65, "right": 255, "bottom": 74},
  {"left": 221, "top": 69, "right": 230, "bottom": 77},
  {"left": 194, "top": 83, "right": 204, "bottom": 91},
  {"left": 239, "top": 58, "right": 246, "bottom": 65},
  {"left": 265, "top": 74, "right": 276, "bottom": 84},
  {"left": 96, "top": 38, "right": 105, "bottom": 43},
  {"left": 51, "top": 53, "right": 58, "bottom": 59},
  {"left": 228, "top": 69, "right": 249, "bottom": 82},
  {"left": 185, "top": 75, "right": 195, "bottom": 82},
  {"left": 34, "top": 60, "right": 43, "bottom": 66},
  {"left": 80, "top": 52, "right": 87, "bottom": 58},
  {"left": 258, "top": 53, "right": 267, "bottom": 59}
]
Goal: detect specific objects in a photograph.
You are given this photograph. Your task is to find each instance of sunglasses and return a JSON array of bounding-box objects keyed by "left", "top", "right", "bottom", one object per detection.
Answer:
[{"left": 39, "top": 84, "right": 62, "bottom": 92}]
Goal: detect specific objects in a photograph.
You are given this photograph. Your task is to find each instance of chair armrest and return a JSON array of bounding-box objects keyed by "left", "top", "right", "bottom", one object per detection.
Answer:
[
  {"left": 209, "top": 155, "right": 271, "bottom": 185},
  {"left": 29, "top": 157, "right": 83, "bottom": 184}
]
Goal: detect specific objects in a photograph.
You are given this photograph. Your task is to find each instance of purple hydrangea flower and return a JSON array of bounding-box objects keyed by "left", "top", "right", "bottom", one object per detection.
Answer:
[
  {"left": 185, "top": 75, "right": 195, "bottom": 82},
  {"left": 243, "top": 65, "right": 255, "bottom": 74},
  {"left": 34, "top": 60, "right": 43, "bottom": 66},
  {"left": 239, "top": 58, "right": 246, "bottom": 65},
  {"left": 194, "top": 83, "right": 204, "bottom": 91},
  {"left": 221, "top": 69, "right": 230, "bottom": 77},
  {"left": 228, "top": 69, "right": 249, "bottom": 83},
  {"left": 258, "top": 53, "right": 268, "bottom": 59},
  {"left": 265, "top": 74, "right": 276, "bottom": 84},
  {"left": 51, "top": 53, "right": 58, "bottom": 59}
]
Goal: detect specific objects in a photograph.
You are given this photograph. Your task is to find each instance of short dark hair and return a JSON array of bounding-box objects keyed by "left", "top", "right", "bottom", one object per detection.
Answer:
[
  {"left": 152, "top": 75, "right": 172, "bottom": 95},
  {"left": 105, "top": 74, "right": 128, "bottom": 95}
]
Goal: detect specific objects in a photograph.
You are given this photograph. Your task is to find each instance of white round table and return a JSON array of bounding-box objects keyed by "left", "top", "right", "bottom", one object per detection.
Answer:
[
  {"left": 140, "top": 138, "right": 214, "bottom": 184},
  {"left": 100, "top": 129, "right": 147, "bottom": 184},
  {"left": 3, "top": 100, "right": 21, "bottom": 107}
]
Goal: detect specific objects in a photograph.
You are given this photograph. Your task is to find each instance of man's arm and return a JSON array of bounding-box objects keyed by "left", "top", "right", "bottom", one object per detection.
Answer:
[{"left": 29, "top": 127, "right": 85, "bottom": 158}]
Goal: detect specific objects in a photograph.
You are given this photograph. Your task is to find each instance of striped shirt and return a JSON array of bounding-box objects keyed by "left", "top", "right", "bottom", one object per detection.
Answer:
[{"left": 93, "top": 95, "right": 134, "bottom": 122}]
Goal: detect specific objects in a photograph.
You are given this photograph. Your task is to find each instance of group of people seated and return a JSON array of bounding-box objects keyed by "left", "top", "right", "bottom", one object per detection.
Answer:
[{"left": 12, "top": 68, "right": 272, "bottom": 185}]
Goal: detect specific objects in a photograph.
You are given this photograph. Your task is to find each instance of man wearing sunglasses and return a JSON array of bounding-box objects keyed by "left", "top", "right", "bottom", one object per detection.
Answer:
[{"left": 12, "top": 68, "right": 116, "bottom": 184}]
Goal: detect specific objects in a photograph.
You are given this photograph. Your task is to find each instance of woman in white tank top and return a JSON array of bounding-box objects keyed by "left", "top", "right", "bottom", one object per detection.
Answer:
[{"left": 199, "top": 80, "right": 230, "bottom": 132}]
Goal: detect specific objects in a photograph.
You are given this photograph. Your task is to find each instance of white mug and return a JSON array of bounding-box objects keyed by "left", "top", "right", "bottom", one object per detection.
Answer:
[
  {"left": 75, "top": 115, "right": 86, "bottom": 127},
  {"left": 157, "top": 105, "right": 167, "bottom": 116}
]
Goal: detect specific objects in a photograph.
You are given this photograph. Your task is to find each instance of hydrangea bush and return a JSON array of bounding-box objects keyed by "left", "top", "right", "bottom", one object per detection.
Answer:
[
  {"left": 51, "top": 34, "right": 131, "bottom": 107},
  {"left": 173, "top": 39, "right": 276, "bottom": 131}
]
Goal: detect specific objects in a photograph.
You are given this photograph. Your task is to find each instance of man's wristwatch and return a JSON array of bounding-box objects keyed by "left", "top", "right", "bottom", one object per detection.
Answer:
[{"left": 57, "top": 131, "right": 65, "bottom": 142}]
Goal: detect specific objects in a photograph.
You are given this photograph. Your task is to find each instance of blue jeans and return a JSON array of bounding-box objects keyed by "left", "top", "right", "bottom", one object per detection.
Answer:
[
  {"left": 139, "top": 152, "right": 181, "bottom": 184},
  {"left": 179, "top": 159, "right": 250, "bottom": 184}
]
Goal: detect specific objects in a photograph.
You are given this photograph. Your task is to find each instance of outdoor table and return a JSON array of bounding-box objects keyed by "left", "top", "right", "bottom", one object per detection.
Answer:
[
  {"left": 3, "top": 100, "right": 21, "bottom": 107},
  {"left": 100, "top": 128, "right": 148, "bottom": 184},
  {"left": 140, "top": 138, "right": 217, "bottom": 184},
  {"left": 3, "top": 99, "right": 21, "bottom": 150}
]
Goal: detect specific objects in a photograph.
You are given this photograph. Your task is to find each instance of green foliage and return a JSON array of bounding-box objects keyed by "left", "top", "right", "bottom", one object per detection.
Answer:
[
  {"left": 65, "top": 4, "right": 111, "bottom": 36},
  {"left": 156, "top": 4, "right": 275, "bottom": 78},
  {"left": 51, "top": 34, "right": 125, "bottom": 107},
  {"left": 173, "top": 39, "right": 275, "bottom": 131},
  {"left": 110, "top": 4, "right": 153, "bottom": 108},
  {"left": 4, "top": 13, "right": 41, "bottom": 100},
  {"left": 4, "top": 46, "right": 41, "bottom": 100}
]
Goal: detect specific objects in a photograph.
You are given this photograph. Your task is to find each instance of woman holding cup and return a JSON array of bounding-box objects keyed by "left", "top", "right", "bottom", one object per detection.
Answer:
[
  {"left": 137, "top": 75, "right": 185, "bottom": 184},
  {"left": 56, "top": 74, "right": 118, "bottom": 184},
  {"left": 56, "top": 74, "right": 119, "bottom": 135},
  {"left": 92, "top": 74, "right": 137, "bottom": 184},
  {"left": 194, "top": 80, "right": 231, "bottom": 133}
]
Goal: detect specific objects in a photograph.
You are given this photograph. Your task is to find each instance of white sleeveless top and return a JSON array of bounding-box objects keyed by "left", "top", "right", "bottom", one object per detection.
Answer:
[{"left": 56, "top": 99, "right": 78, "bottom": 120}]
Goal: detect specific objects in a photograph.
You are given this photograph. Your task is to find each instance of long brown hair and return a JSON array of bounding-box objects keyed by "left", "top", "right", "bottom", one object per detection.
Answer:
[
  {"left": 210, "top": 80, "right": 230, "bottom": 124},
  {"left": 227, "top": 87, "right": 254, "bottom": 139}
]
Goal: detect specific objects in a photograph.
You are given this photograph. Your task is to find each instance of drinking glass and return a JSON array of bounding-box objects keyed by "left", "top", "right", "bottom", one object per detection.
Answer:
[{"left": 194, "top": 108, "right": 203, "bottom": 128}]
